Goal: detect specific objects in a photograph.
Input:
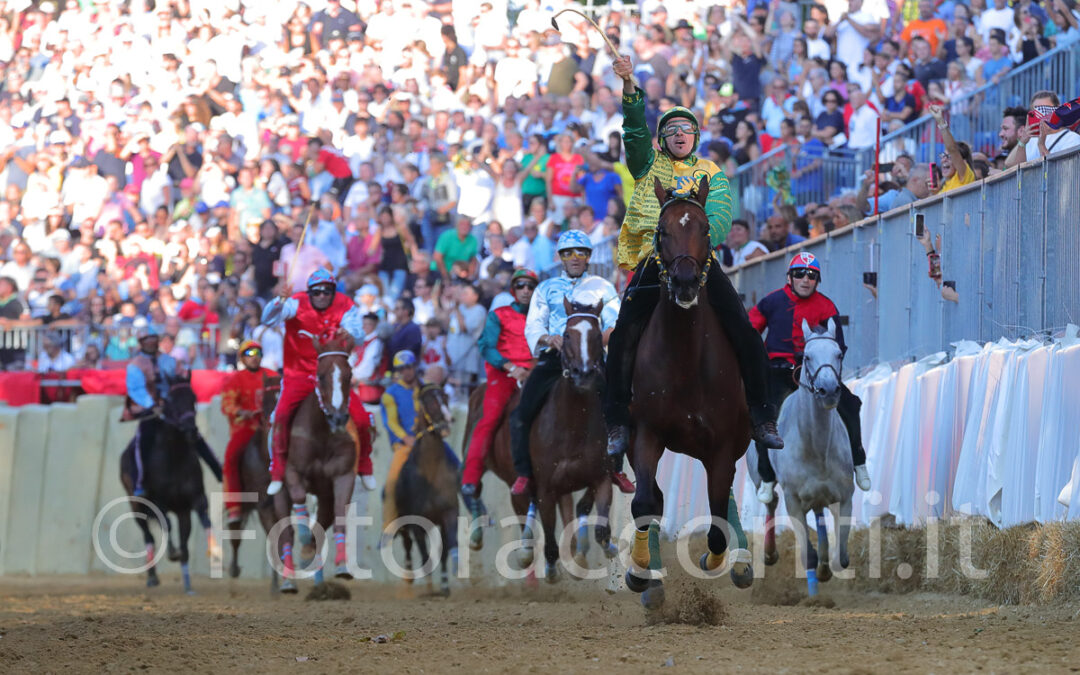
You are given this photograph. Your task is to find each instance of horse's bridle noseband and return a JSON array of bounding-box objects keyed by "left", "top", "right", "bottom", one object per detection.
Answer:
[
  {"left": 799, "top": 335, "right": 843, "bottom": 393},
  {"left": 652, "top": 196, "right": 713, "bottom": 293}
]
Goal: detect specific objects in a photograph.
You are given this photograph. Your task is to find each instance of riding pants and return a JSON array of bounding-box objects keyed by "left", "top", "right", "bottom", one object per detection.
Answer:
[
  {"left": 223, "top": 423, "right": 258, "bottom": 511},
  {"left": 755, "top": 360, "right": 866, "bottom": 483},
  {"left": 509, "top": 350, "right": 562, "bottom": 479},
  {"left": 462, "top": 364, "right": 517, "bottom": 487},
  {"left": 347, "top": 395, "right": 375, "bottom": 476},
  {"left": 603, "top": 257, "right": 775, "bottom": 429},
  {"left": 270, "top": 374, "right": 317, "bottom": 483}
]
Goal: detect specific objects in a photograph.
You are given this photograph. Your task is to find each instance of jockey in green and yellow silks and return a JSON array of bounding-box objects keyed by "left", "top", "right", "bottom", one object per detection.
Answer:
[{"left": 603, "top": 54, "right": 785, "bottom": 473}]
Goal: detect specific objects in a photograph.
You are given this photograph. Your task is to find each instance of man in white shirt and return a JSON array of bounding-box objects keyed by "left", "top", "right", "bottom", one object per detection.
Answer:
[
  {"left": 1007, "top": 91, "right": 1080, "bottom": 166},
  {"left": 978, "top": 0, "right": 1017, "bottom": 45},
  {"left": 37, "top": 333, "right": 76, "bottom": 373},
  {"left": 825, "top": 0, "right": 881, "bottom": 79},
  {"left": 454, "top": 152, "right": 495, "bottom": 224},
  {"left": 804, "top": 19, "right": 832, "bottom": 60},
  {"left": 846, "top": 87, "right": 881, "bottom": 150}
]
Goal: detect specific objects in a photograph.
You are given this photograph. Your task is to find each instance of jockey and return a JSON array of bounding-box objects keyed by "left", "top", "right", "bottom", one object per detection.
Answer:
[
  {"left": 460, "top": 268, "right": 538, "bottom": 515},
  {"left": 220, "top": 339, "right": 277, "bottom": 524},
  {"left": 749, "top": 253, "right": 871, "bottom": 504},
  {"left": 125, "top": 324, "right": 222, "bottom": 497},
  {"left": 509, "top": 231, "right": 625, "bottom": 496},
  {"left": 603, "top": 54, "right": 784, "bottom": 473},
  {"left": 380, "top": 350, "right": 420, "bottom": 535},
  {"left": 261, "top": 268, "right": 367, "bottom": 496}
]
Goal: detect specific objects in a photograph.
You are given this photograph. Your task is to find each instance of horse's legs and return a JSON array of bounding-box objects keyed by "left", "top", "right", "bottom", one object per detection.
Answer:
[
  {"left": 783, "top": 496, "right": 818, "bottom": 596},
  {"left": 830, "top": 498, "right": 852, "bottom": 570},
  {"left": 273, "top": 492, "right": 298, "bottom": 594},
  {"left": 573, "top": 488, "right": 595, "bottom": 564},
  {"left": 312, "top": 492, "right": 334, "bottom": 585},
  {"left": 592, "top": 480, "right": 617, "bottom": 558},
  {"left": 132, "top": 501, "right": 160, "bottom": 587},
  {"left": 413, "top": 525, "right": 433, "bottom": 594},
  {"left": 332, "top": 473, "right": 354, "bottom": 578},
  {"left": 439, "top": 511, "right": 457, "bottom": 596},
  {"left": 628, "top": 425, "right": 665, "bottom": 569},
  {"left": 399, "top": 527, "right": 414, "bottom": 596},
  {"left": 538, "top": 494, "right": 560, "bottom": 583},
  {"left": 255, "top": 502, "right": 278, "bottom": 592},
  {"left": 764, "top": 497, "right": 780, "bottom": 566},
  {"left": 814, "top": 509, "right": 832, "bottom": 583},
  {"left": 194, "top": 494, "right": 220, "bottom": 571},
  {"left": 699, "top": 457, "right": 737, "bottom": 572},
  {"left": 176, "top": 510, "right": 194, "bottom": 594}
]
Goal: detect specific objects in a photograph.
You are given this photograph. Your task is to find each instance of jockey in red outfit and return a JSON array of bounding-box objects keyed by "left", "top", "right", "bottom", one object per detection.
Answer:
[
  {"left": 460, "top": 269, "right": 538, "bottom": 517},
  {"left": 261, "top": 269, "right": 369, "bottom": 495},
  {"left": 221, "top": 339, "right": 278, "bottom": 524}
]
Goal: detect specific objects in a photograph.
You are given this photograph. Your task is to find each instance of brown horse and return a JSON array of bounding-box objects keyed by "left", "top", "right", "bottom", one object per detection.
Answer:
[
  {"left": 391, "top": 383, "right": 460, "bottom": 596},
  {"left": 274, "top": 333, "right": 357, "bottom": 593},
  {"left": 624, "top": 177, "right": 754, "bottom": 607},
  {"left": 520, "top": 299, "right": 618, "bottom": 582},
  {"left": 226, "top": 374, "right": 280, "bottom": 592}
]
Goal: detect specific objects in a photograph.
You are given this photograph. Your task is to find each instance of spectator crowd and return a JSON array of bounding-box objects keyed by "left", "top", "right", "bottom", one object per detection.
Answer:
[{"left": 0, "top": 0, "right": 1078, "bottom": 388}]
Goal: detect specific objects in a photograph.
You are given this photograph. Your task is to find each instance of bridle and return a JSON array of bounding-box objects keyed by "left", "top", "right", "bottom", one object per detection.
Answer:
[
  {"left": 561, "top": 312, "right": 603, "bottom": 378},
  {"left": 164, "top": 380, "right": 196, "bottom": 426},
  {"left": 415, "top": 383, "right": 449, "bottom": 439},
  {"left": 799, "top": 334, "right": 843, "bottom": 394},
  {"left": 313, "top": 349, "right": 350, "bottom": 423},
  {"left": 651, "top": 196, "right": 713, "bottom": 293}
]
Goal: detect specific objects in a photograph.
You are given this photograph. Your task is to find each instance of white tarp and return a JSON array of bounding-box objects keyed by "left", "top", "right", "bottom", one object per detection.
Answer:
[{"left": 657, "top": 331, "right": 1080, "bottom": 534}]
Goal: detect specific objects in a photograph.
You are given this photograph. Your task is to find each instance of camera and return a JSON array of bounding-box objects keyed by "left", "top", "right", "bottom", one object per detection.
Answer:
[{"left": 863, "top": 271, "right": 877, "bottom": 287}]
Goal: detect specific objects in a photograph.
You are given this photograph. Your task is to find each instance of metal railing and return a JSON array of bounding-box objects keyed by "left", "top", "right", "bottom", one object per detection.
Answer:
[
  {"left": 728, "top": 145, "right": 1080, "bottom": 374},
  {"left": 0, "top": 323, "right": 224, "bottom": 371},
  {"left": 732, "top": 42, "right": 1080, "bottom": 221}
]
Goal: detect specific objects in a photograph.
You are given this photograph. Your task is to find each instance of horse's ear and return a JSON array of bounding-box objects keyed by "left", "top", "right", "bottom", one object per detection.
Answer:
[
  {"left": 696, "top": 174, "right": 710, "bottom": 208},
  {"left": 801, "top": 318, "right": 813, "bottom": 340},
  {"left": 563, "top": 296, "right": 573, "bottom": 316},
  {"left": 589, "top": 300, "right": 603, "bottom": 316},
  {"left": 653, "top": 176, "right": 666, "bottom": 206},
  {"left": 825, "top": 317, "right": 836, "bottom": 338}
]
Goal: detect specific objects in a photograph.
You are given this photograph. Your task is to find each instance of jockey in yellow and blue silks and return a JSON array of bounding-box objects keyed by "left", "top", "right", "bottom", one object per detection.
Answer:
[
  {"left": 602, "top": 54, "right": 784, "bottom": 467},
  {"left": 124, "top": 324, "right": 222, "bottom": 496}
]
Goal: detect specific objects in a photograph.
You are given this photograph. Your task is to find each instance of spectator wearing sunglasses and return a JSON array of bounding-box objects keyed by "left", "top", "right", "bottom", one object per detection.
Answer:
[{"left": 748, "top": 252, "right": 871, "bottom": 503}]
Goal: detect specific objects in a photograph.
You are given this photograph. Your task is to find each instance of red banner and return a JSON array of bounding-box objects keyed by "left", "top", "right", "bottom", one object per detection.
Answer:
[{"left": 0, "top": 369, "right": 230, "bottom": 406}]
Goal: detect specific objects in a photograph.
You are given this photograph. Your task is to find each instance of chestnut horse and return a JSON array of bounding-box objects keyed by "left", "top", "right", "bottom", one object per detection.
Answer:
[
  {"left": 227, "top": 374, "right": 280, "bottom": 592},
  {"left": 273, "top": 333, "right": 357, "bottom": 593},
  {"left": 624, "top": 177, "right": 754, "bottom": 607}
]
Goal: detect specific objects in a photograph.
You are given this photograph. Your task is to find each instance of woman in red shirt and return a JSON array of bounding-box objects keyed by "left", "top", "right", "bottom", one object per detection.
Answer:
[{"left": 544, "top": 133, "right": 584, "bottom": 220}]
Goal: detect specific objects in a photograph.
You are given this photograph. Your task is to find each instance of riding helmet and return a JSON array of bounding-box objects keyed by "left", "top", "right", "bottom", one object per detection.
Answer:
[
  {"left": 307, "top": 268, "right": 337, "bottom": 290},
  {"left": 136, "top": 324, "right": 161, "bottom": 341},
  {"left": 511, "top": 268, "right": 539, "bottom": 284},
  {"left": 788, "top": 252, "right": 821, "bottom": 274},
  {"left": 657, "top": 106, "right": 701, "bottom": 155},
  {"left": 556, "top": 230, "right": 593, "bottom": 253},
  {"left": 392, "top": 350, "right": 417, "bottom": 369},
  {"left": 238, "top": 339, "right": 262, "bottom": 354}
]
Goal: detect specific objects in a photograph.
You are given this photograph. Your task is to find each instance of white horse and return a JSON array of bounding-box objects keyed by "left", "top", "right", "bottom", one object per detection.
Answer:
[{"left": 747, "top": 318, "right": 853, "bottom": 595}]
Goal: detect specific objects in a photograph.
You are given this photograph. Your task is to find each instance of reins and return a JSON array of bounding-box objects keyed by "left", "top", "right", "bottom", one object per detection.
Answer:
[
  {"left": 651, "top": 196, "right": 712, "bottom": 293},
  {"left": 414, "top": 384, "right": 449, "bottom": 439}
]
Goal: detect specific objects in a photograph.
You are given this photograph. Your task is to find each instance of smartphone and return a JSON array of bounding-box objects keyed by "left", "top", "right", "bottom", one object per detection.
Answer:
[
  {"left": 929, "top": 162, "right": 938, "bottom": 191},
  {"left": 943, "top": 280, "right": 956, "bottom": 291},
  {"left": 1027, "top": 110, "right": 1043, "bottom": 136},
  {"left": 915, "top": 213, "right": 925, "bottom": 238},
  {"left": 878, "top": 163, "right": 895, "bottom": 173},
  {"left": 863, "top": 271, "right": 878, "bottom": 287}
]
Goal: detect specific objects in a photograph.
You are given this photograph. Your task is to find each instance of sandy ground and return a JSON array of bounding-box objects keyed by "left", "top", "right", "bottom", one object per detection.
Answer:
[{"left": 2, "top": 558, "right": 1079, "bottom": 675}]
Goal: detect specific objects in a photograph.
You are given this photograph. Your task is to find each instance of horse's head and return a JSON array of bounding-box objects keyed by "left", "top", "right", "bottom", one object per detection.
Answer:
[
  {"left": 800, "top": 318, "right": 844, "bottom": 409},
  {"left": 560, "top": 297, "right": 605, "bottom": 390},
  {"left": 653, "top": 175, "right": 712, "bottom": 309},
  {"left": 312, "top": 331, "right": 355, "bottom": 434},
  {"left": 261, "top": 373, "right": 282, "bottom": 422},
  {"left": 415, "top": 383, "right": 451, "bottom": 439},
  {"left": 162, "top": 370, "right": 198, "bottom": 434}
]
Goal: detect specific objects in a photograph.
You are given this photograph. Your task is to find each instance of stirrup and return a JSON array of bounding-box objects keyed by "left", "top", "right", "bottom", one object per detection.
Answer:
[{"left": 267, "top": 480, "right": 283, "bottom": 496}]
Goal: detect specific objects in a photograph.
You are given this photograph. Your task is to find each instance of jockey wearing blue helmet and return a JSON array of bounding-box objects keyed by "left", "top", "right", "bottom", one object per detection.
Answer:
[{"left": 508, "top": 230, "right": 630, "bottom": 497}]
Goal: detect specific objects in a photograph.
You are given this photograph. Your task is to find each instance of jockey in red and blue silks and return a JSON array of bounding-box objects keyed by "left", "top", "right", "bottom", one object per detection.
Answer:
[
  {"left": 260, "top": 269, "right": 369, "bottom": 495},
  {"left": 748, "top": 252, "right": 871, "bottom": 504},
  {"left": 460, "top": 268, "right": 538, "bottom": 516}
]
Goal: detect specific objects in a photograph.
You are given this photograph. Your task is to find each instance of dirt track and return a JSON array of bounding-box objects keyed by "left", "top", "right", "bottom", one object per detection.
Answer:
[{"left": 2, "top": 566, "right": 1078, "bottom": 674}]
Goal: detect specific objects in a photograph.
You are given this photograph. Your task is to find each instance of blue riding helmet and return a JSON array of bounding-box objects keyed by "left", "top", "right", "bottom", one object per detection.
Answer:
[
  {"left": 136, "top": 325, "right": 161, "bottom": 341},
  {"left": 307, "top": 268, "right": 337, "bottom": 290},
  {"left": 556, "top": 230, "right": 593, "bottom": 253},
  {"left": 392, "top": 351, "right": 417, "bottom": 369}
]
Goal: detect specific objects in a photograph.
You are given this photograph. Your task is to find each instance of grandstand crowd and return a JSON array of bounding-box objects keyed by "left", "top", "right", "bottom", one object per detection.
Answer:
[{"left": 0, "top": 0, "right": 1077, "bottom": 386}]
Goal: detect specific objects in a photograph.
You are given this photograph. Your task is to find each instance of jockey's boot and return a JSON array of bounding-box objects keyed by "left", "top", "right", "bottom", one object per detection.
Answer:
[
  {"left": 460, "top": 483, "right": 487, "bottom": 519},
  {"left": 225, "top": 506, "right": 243, "bottom": 526},
  {"left": 757, "top": 481, "right": 776, "bottom": 504},
  {"left": 854, "top": 465, "right": 871, "bottom": 491},
  {"left": 750, "top": 409, "right": 784, "bottom": 450},
  {"left": 510, "top": 476, "right": 532, "bottom": 496},
  {"left": 605, "top": 426, "right": 635, "bottom": 493},
  {"left": 360, "top": 474, "right": 378, "bottom": 491}
]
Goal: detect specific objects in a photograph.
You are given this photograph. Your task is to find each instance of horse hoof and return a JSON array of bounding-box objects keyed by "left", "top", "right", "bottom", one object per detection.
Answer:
[
  {"left": 146, "top": 575, "right": 160, "bottom": 588},
  {"left": 817, "top": 564, "right": 833, "bottom": 583},
  {"left": 840, "top": 554, "right": 850, "bottom": 570},
  {"left": 572, "top": 552, "right": 588, "bottom": 572},
  {"left": 185, "top": 589, "right": 197, "bottom": 596},
  {"left": 624, "top": 569, "right": 650, "bottom": 593},
  {"left": 335, "top": 565, "right": 352, "bottom": 580},
  {"left": 764, "top": 549, "right": 780, "bottom": 566},
  {"left": 641, "top": 581, "right": 665, "bottom": 610},
  {"left": 699, "top": 551, "right": 727, "bottom": 575},
  {"left": 229, "top": 563, "right": 240, "bottom": 579},
  {"left": 730, "top": 562, "right": 754, "bottom": 589},
  {"left": 545, "top": 563, "right": 559, "bottom": 584},
  {"left": 517, "top": 549, "right": 534, "bottom": 570},
  {"left": 280, "top": 580, "right": 298, "bottom": 594},
  {"left": 469, "top": 528, "right": 483, "bottom": 551},
  {"left": 167, "top": 547, "right": 180, "bottom": 563}
]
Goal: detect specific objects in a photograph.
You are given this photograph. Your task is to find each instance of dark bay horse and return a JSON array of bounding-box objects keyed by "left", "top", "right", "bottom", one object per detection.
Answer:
[
  {"left": 274, "top": 333, "right": 357, "bottom": 593},
  {"left": 625, "top": 177, "right": 754, "bottom": 606},
  {"left": 522, "top": 298, "right": 618, "bottom": 582},
  {"left": 392, "top": 383, "right": 460, "bottom": 596},
  {"left": 227, "top": 374, "right": 280, "bottom": 592},
  {"left": 120, "top": 373, "right": 219, "bottom": 592}
]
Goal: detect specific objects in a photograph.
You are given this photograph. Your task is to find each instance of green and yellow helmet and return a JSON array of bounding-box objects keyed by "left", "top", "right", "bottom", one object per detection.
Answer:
[{"left": 657, "top": 106, "right": 701, "bottom": 156}]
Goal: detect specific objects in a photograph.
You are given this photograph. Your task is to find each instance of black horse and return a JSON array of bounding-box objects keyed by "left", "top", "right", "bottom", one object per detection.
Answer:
[{"left": 120, "top": 373, "right": 219, "bottom": 593}]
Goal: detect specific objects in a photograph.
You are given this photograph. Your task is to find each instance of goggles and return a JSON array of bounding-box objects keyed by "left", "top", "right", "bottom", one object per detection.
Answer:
[
  {"left": 660, "top": 121, "right": 697, "bottom": 138},
  {"left": 790, "top": 269, "right": 820, "bottom": 281},
  {"left": 513, "top": 280, "right": 537, "bottom": 290},
  {"left": 558, "top": 248, "right": 590, "bottom": 260},
  {"left": 241, "top": 347, "right": 263, "bottom": 358},
  {"left": 308, "top": 285, "right": 335, "bottom": 297}
]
